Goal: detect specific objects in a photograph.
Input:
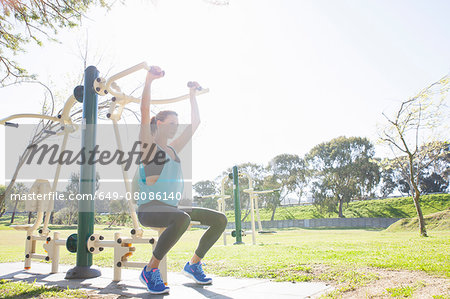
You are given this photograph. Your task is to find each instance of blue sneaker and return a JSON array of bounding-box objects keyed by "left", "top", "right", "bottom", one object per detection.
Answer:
[
  {"left": 182, "top": 262, "right": 212, "bottom": 285},
  {"left": 139, "top": 266, "right": 170, "bottom": 294}
]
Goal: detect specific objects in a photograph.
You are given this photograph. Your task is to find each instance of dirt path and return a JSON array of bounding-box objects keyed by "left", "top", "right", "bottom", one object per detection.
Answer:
[{"left": 322, "top": 267, "right": 449, "bottom": 298}]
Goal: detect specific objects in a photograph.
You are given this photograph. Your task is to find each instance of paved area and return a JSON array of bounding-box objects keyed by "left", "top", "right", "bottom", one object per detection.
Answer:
[{"left": 0, "top": 262, "right": 333, "bottom": 298}]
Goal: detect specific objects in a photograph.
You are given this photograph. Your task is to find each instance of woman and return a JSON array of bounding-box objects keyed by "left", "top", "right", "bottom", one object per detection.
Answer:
[{"left": 133, "top": 66, "right": 227, "bottom": 295}]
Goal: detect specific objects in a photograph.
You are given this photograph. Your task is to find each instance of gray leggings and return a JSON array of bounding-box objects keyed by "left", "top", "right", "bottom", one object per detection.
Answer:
[{"left": 137, "top": 200, "right": 228, "bottom": 260}]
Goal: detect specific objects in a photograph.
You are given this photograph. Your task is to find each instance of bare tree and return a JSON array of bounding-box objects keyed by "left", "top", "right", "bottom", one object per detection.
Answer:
[
  {"left": 0, "top": 0, "right": 110, "bottom": 85},
  {"left": 379, "top": 75, "right": 449, "bottom": 237},
  {"left": 0, "top": 34, "right": 142, "bottom": 215},
  {"left": 0, "top": 80, "right": 118, "bottom": 215}
]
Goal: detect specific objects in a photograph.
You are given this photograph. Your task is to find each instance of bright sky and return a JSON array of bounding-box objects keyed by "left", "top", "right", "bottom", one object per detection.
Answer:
[{"left": 1, "top": 0, "right": 449, "bottom": 187}]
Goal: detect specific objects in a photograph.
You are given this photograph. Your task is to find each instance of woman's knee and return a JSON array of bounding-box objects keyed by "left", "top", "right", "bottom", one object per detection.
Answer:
[
  {"left": 173, "top": 212, "right": 191, "bottom": 230},
  {"left": 216, "top": 213, "right": 228, "bottom": 230}
]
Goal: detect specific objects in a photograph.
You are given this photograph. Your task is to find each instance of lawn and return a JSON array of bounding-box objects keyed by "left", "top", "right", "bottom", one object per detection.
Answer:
[
  {"left": 0, "top": 224, "right": 448, "bottom": 298},
  {"left": 0, "top": 279, "right": 89, "bottom": 298},
  {"left": 0, "top": 225, "right": 448, "bottom": 280}
]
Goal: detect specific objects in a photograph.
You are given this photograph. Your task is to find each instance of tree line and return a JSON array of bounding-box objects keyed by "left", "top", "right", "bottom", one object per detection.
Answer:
[
  {"left": 195, "top": 74, "right": 449, "bottom": 237},
  {"left": 193, "top": 137, "right": 448, "bottom": 220},
  {"left": 2, "top": 136, "right": 447, "bottom": 231}
]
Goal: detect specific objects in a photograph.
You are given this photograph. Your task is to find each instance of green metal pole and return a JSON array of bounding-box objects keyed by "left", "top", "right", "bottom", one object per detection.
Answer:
[
  {"left": 232, "top": 166, "right": 244, "bottom": 245},
  {"left": 65, "top": 66, "right": 101, "bottom": 279}
]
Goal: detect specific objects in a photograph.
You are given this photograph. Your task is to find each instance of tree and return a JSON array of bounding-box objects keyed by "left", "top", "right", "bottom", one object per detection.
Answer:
[
  {"left": 379, "top": 157, "right": 413, "bottom": 197},
  {"left": 379, "top": 75, "right": 449, "bottom": 237},
  {"left": 260, "top": 174, "right": 281, "bottom": 221},
  {"left": 108, "top": 198, "right": 130, "bottom": 227},
  {"left": 265, "top": 154, "right": 304, "bottom": 220},
  {"left": 0, "top": 0, "right": 109, "bottom": 84},
  {"left": 306, "top": 136, "right": 380, "bottom": 218},
  {"left": 419, "top": 172, "right": 448, "bottom": 194},
  {"left": 193, "top": 180, "right": 219, "bottom": 210},
  {"left": 0, "top": 185, "right": 5, "bottom": 215},
  {"left": 57, "top": 171, "right": 100, "bottom": 225},
  {"left": 379, "top": 141, "right": 449, "bottom": 197},
  {"left": 269, "top": 154, "right": 308, "bottom": 204},
  {"left": 379, "top": 163, "right": 399, "bottom": 197},
  {"left": 8, "top": 183, "right": 28, "bottom": 224},
  {"left": 417, "top": 141, "right": 449, "bottom": 193}
]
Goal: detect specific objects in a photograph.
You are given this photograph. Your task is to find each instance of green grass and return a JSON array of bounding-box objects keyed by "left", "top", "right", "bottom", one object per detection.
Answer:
[
  {"left": 319, "top": 269, "right": 380, "bottom": 296},
  {"left": 225, "top": 193, "right": 450, "bottom": 221},
  {"left": 385, "top": 281, "right": 426, "bottom": 298},
  {"left": 0, "top": 279, "right": 88, "bottom": 298},
  {"left": 0, "top": 225, "right": 448, "bottom": 281}
]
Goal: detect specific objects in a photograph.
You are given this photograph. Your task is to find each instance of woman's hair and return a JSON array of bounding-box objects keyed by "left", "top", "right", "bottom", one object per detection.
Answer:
[{"left": 150, "top": 110, "right": 178, "bottom": 135}]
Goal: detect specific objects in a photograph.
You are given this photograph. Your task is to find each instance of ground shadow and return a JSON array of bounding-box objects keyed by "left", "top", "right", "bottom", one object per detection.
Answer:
[
  {"left": 182, "top": 282, "right": 234, "bottom": 299},
  {"left": 275, "top": 227, "right": 385, "bottom": 231},
  {"left": 0, "top": 268, "right": 235, "bottom": 299}
]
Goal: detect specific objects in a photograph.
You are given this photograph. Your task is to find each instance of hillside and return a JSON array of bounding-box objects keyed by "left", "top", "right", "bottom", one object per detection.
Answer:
[
  {"left": 386, "top": 209, "right": 450, "bottom": 232},
  {"left": 225, "top": 193, "right": 450, "bottom": 221}
]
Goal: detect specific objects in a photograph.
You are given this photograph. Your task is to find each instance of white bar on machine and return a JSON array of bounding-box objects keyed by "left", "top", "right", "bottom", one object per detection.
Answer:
[
  {"left": 54, "top": 240, "right": 66, "bottom": 246},
  {"left": 0, "top": 113, "right": 60, "bottom": 125},
  {"left": 119, "top": 237, "right": 156, "bottom": 244},
  {"left": 95, "top": 240, "right": 119, "bottom": 247},
  {"left": 151, "top": 88, "right": 210, "bottom": 104},
  {"left": 122, "top": 261, "right": 148, "bottom": 268},
  {"left": 31, "top": 236, "right": 48, "bottom": 241},
  {"left": 109, "top": 88, "right": 210, "bottom": 105},
  {"left": 202, "top": 194, "right": 231, "bottom": 199},
  {"left": 254, "top": 189, "right": 278, "bottom": 194},
  {"left": 31, "top": 254, "right": 47, "bottom": 260},
  {"left": 107, "top": 62, "right": 149, "bottom": 85}
]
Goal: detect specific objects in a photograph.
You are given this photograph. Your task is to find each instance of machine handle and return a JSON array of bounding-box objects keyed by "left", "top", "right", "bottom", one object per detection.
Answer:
[
  {"left": 187, "top": 81, "right": 203, "bottom": 91},
  {"left": 149, "top": 66, "right": 165, "bottom": 77}
]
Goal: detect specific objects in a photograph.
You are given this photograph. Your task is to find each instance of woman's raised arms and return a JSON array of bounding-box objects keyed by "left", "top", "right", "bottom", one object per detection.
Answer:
[
  {"left": 170, "top": 81, "right": 202, "bottom": 154},
  {"left": 140, "top": 66, "right": 164, "bottom": 160}
]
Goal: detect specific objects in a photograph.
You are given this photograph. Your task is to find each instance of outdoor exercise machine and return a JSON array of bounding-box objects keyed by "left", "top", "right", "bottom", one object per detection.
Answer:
[
  {"left": 1, "top": 93, "right": 81, "bottom": 272},
  {"left": 1, "top": 62, "right": 209, "bottom": 283},
  {"left": 201, "top": 166, "right": 279, "bottom": 245}
]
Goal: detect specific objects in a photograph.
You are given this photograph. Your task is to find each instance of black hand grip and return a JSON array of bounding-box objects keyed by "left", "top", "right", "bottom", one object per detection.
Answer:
[{"left": 5, "top": 122, "right": 19, "bottom": 128}]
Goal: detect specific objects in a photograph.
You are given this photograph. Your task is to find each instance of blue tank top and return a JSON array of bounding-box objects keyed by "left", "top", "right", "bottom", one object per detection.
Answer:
[{"left": 132, "top": 145, "right": 184, "bottom": 207}]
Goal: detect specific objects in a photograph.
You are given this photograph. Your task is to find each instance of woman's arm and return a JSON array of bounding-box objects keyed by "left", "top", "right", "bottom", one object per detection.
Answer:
[
  {"left": 170, "top": 82, "right": 202, "bottom": 153},
  {"left": 140, "top": 67, "right": 164, "bottom": 160}
]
